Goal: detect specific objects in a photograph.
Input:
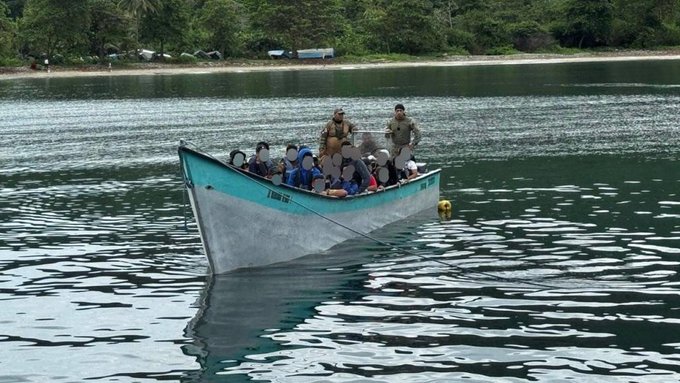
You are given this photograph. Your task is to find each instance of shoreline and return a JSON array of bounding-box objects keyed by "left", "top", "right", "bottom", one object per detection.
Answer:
[{"left": 2, "top": 51, "right": 680, "bottom": 80}]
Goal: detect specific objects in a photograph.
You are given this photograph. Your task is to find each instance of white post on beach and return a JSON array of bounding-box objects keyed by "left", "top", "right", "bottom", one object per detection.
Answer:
[{"left": 45, "top": 58, "right": 50, "bottom": 73}]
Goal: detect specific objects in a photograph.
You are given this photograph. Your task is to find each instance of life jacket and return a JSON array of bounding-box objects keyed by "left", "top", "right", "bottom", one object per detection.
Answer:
[{"left": 325, "top": 120, "right": 351, "bottom": 157}]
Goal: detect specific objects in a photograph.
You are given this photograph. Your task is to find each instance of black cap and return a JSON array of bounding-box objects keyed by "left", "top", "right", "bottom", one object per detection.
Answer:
[{"left": 395, "top": 103, "right": 405, "bottom": 111}]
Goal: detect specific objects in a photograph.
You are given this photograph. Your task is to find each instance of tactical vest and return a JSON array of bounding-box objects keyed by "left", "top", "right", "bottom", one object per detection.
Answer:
[{"left": 325, "top": 121, "right": 351, "bottom": 157}]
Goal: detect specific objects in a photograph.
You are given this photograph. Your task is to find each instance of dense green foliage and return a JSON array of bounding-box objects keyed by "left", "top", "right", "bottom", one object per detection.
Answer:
[{"left": 1, "top": 0, "right": 680, "bottom": 65}]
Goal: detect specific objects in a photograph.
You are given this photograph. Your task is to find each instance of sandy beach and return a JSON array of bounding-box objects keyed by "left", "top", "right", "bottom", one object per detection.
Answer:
[{"left": 1, "top": 50, "right": 680, "bottom": 81}]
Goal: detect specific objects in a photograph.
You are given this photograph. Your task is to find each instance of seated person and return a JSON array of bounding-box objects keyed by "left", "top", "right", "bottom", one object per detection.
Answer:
[
  {"left": 311, "top": 174, "right": 348, "bottom": 198},
  {"left": 248, "top": 141, "right": 274, "bottom": 178},
  {"left": 372, "top": 149, "right": 399, "bottom": 187},
  {"left": 229, "top": 149, "right": 248, "bottom": 170},
  {"left": 286, "top": 147, "right": 322, "bottom": 190},
  {"left": 403, "top": 156, "right": 419, "bottom": 180},
  {"left": 396, "top": 147, "right": 419, "bottom": 181},
  {"left": 364, "top": 156, "right": 379, "bottom": 192},
  {"left": 278, "top": 144, "right": 299, "bottom": 181},
  {"left": 327, "top": 142, "right": 371, "bottom": 195}
]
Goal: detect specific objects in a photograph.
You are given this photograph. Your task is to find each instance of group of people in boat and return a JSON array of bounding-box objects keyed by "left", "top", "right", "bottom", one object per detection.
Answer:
[{"left": 229, "top": 103, "right": 423, "bottom": 197}]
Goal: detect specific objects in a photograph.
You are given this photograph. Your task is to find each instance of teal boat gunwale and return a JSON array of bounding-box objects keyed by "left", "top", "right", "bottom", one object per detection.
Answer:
[{"left": 179, "top": 145, "right": 441, "bottom": 215}]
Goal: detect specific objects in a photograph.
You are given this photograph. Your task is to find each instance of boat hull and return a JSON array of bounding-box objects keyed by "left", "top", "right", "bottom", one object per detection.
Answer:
[{"left": 179, "top": 146, "right": 440, "bottom": 274}]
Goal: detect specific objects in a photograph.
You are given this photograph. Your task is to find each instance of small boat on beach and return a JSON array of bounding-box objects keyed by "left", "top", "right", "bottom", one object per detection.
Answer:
[{"left": 178, "top": 142, "right": 441, "bottom": 274}]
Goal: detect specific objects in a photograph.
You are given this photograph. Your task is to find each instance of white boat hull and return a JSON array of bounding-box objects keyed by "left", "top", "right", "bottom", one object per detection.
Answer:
[{"left": 180, "top": 146, "right": 440, "bottom": 273}]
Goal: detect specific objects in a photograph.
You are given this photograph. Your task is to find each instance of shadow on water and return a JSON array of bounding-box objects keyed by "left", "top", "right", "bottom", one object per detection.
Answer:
[{"left": 180, "top": 251, "right": 370, "bottom": 382}]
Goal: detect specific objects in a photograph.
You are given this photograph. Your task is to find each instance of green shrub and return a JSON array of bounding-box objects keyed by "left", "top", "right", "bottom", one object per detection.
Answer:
[
  {"left": 444, "top": 46, "right": 470, "bottom": 56},
  {"left": 334, "top": 27, "right": 369, "bottom": 57},
  {"left": 508, "top": 21, "right": 556, "bottom": 52},
  {"left": 446, "top": 29, "right": 475, "bottom": 54},
  {"left": 0, "top": 56, "right": 21, "bottom": 66},
  {"left": 172, "top": 54, "right": 198, "bottom": 64},
  {"left": 485, "top": 45, "right": 521, "bottom": 55}
]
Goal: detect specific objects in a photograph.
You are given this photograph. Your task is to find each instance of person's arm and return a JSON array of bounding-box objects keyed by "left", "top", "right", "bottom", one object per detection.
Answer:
[
  {"left": 318, "top": 124, "right": 329, "bottom": 157},
  {"left": 411, "top": 119, "right": 422, "bottom": 147},
  {"left": 264, "top": 160, "right": 275, "bottom": 178},
  {"left": 248, "top": 157, "right": 258, "bottom": 173},
  {"left": 367, "top": 175, "right": 378, "bottom": 192},
  {"left": 406, "top": 160, "right": 419, "bottom": 180},
  {"left": 384, "top": 121, "right": 393, "bottom": 139},
  {"left": 355, "top": 160, "right": 371, "bottom": 193}
]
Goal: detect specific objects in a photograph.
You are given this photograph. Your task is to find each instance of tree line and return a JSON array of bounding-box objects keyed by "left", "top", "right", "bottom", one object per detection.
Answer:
[{"left": 1, "top": 0, "right": 679, "bottom": 66}]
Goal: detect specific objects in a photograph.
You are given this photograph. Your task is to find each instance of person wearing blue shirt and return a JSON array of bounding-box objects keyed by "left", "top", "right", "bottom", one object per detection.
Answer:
[{"left": 286, "top": 147, "right": 322, "bottom": 190}]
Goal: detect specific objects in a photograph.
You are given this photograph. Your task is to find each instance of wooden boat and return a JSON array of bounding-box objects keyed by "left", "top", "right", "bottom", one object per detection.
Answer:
[{"left": 178, "top": 143, "right": 441, "bottom": 274}]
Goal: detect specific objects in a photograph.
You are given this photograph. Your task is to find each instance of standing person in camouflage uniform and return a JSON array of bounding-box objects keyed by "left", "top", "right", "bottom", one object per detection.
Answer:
[
  {"left": 319, "top": 108, "right": 357, "bottom": 159},
  {"left": 385, "top": 103, "right": 421, "bottom": 157}
]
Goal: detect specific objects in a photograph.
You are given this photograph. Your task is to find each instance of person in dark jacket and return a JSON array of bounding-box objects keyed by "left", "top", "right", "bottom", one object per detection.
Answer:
[
  {"left": 328, "top": 142, "right": 371, "bottom": 195},
  {"left": 248, "top": 141, "right": 274, "bottom": 178}
]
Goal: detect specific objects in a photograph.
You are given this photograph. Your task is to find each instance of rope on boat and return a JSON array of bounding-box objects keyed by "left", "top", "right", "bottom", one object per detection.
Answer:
[{"left": 180, "top": 141, "right": 557, "bottom": 290}]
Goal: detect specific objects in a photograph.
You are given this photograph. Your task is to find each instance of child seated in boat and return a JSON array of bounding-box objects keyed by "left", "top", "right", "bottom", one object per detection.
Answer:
[
  {"left": 286, "top": 147, "right": 322, "bottom": 190},
  {"left": 324, "top": 142, "right": 372, "bottom": 195},
  {"left": 395, "top": 146, "right": 419, "bottom": 181},
  {"left": 228, "top": 150, "right": 248, "bottom": 170},
  {"left": 278, "top": 144, "right": 299, "bottom": 181},
  {"left": 312, "top": 174, "right": 348, "bottom": 197},
  {"left": 372, "top": 149, "right": 399, "bottom": 187},
  {"left": 248, "top": 141, "right": 275, "bottom": 178},
  {"left": 364, "top": 155, "right": 379, "bottom": 192}
]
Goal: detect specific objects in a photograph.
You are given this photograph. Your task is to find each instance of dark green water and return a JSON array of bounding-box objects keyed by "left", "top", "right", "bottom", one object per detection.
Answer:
[{"left": 1, "top": 60, "right": 679, "bottom": 382}]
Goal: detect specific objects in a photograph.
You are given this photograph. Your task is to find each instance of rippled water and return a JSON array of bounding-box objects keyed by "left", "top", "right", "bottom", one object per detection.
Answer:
[{"left": 1, "top": 62, "right": 679, "bottom": 382}]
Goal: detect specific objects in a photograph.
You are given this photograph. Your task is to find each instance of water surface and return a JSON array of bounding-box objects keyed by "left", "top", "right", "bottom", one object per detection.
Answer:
[{"left": 1, "top": 60, "right": 679, "bottom": 382}]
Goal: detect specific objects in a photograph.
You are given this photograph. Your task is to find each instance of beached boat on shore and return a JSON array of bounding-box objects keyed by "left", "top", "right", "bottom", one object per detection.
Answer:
[{"left": 178, "top": 143, "right": 441, "bottom": 274}]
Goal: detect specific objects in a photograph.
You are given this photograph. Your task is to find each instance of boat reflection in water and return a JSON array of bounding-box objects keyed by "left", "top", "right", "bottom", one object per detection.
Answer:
[{"left": 182, "top": 250, "right": 366, "bottom": 381}]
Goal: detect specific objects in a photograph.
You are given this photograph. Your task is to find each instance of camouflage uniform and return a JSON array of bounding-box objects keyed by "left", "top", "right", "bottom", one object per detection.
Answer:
[
  {"left": 319, "top": 119, "right": 356, "bottom": 158},
  {"left": 385, "top": 115, "right": 421, "bottom": 156}
]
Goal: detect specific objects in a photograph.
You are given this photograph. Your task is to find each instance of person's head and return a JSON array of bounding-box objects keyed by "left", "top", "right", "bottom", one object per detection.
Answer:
[
  {"left": 364, "top": 155, "right": 378, "bottom": 172},
  {"left": 297, "top": 147, "right": 315, "bottom": 170},
  {"left": 398, "top": 145, "right": 414, "bottom": 160},
  {"left": 255, "top": 141, "right": 270, "bottom": 161},
  {"left": 394, "top": 103, "right": 405, "bottom": 120},
  {"left": 229, "top": 150, "right": 247, "bottom": 168},
  {"left": 285, "top": 144, "right": 299, "bottom": 162},
  {"left": 374, "top": 149, "right": 390, "bottom": 167},
  {"left": 312, "top": 174, "right": 325, "bottom": 193},
  {"left": 256, "top": 141, "right": 269, "bottom": 153},
  {"left": 333, "top": 107, "right": 345, "bottom": 121},
  {"left": 340, "top": 141, "right": 361, "bottom": 163}
]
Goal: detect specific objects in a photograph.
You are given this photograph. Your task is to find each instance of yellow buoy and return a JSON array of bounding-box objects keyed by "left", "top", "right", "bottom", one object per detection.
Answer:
[{"left": 438, "top": 199, "right": 452, "bottom": 212}]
